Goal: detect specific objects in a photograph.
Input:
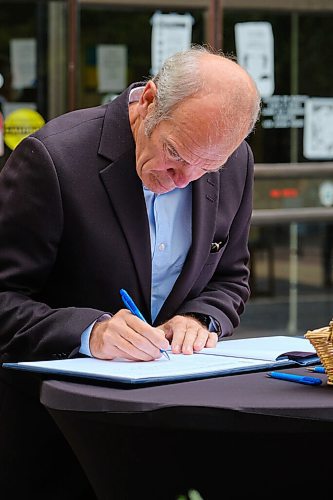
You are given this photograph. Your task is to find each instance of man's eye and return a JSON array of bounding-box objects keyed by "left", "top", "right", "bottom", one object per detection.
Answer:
[{"left": 167, "top": 147, "right": 182, "bottom": 162}]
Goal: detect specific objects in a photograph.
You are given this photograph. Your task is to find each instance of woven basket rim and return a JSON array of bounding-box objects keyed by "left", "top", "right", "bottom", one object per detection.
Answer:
[
  {"left": 305, "top": 319, "right": 333, "bottom": 338},
  {"left": 304, "top": 319, "right": 333, "bottom": 384}
]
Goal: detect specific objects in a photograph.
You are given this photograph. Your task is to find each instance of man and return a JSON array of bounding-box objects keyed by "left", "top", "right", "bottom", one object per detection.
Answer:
[{"left": 0, "top": 45, "right": 260, "bottom": 497}]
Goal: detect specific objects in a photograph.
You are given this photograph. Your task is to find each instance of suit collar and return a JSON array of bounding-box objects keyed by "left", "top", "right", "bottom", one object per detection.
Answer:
[{"left": 98, "top": 83, "right": 144, "bottom": 162}]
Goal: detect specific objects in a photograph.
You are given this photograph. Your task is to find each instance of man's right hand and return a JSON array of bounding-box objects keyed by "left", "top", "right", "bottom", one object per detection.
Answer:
[{"left": 89, "top": 309, "right": 170, "bottom": 361}]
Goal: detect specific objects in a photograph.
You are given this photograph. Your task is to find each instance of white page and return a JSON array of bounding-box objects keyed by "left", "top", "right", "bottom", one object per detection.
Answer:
[{"left": 201, "top": 336, "right": 316, "bottom": 361}]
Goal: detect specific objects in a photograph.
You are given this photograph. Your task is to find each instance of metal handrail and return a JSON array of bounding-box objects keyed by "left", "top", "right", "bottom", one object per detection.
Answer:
[
  {"left": 252, "top": 207, "right": 333, "bottom": 225},
  {"left": 254, "top": 162, "right": 333, "bottom": 179},
  {"left": 252, "top": 162, "right": 333, "bottom": 224}
]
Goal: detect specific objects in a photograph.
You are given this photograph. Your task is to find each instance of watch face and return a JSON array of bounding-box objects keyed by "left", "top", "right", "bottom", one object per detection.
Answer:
[
  {"left": 190, "top": 313, "right": 210, "bottom": 328},
  {"left": 200, "top": 315, "right": 211, "bottom": 328}
]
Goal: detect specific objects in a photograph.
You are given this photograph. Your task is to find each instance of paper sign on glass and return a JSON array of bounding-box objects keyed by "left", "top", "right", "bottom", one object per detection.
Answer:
[
  {"left": 303, "top": 97, "right": 333, "bottom": 159},
  {"left": 235, "top": 22, "right": 275, "bottom": 98}
]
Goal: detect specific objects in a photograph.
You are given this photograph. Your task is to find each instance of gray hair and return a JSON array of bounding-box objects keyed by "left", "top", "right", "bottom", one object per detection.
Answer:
[{"left": 144, "top": 44, "right": 261, "bottom": 138}]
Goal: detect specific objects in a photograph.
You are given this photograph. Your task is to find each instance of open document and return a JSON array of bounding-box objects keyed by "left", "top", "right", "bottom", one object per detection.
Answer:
[
  {"left": 2, "top": 336, "right": 319, "bottom": 385},
  {"left": 201, "top": 335, "right": 318, "bottom": 363}
]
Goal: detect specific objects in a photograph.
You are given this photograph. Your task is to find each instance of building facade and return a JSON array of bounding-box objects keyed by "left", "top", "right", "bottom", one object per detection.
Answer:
[{"left": 1, "top": 0, "right": 332, "bottom": 334}]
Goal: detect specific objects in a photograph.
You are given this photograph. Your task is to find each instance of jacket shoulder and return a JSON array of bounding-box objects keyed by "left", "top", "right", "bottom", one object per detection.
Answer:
[{"left": 33, "top": 105, "right": 107, "bottom": 141}]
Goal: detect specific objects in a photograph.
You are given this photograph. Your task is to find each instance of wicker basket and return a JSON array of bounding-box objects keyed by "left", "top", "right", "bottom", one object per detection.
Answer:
[{"left": 305, "top": 319, "right": 333, "bottom": 385}]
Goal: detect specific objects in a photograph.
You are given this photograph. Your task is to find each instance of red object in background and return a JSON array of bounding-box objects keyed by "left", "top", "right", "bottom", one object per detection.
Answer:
[{"left": 269, "top": 187, "right": 299, "bottom": 198}]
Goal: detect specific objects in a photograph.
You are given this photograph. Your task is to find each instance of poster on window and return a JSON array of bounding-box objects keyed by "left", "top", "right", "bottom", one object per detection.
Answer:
[
  {"left": 235, "top": 22, "right": 274, "bottom": 98},
  {"left": 150, "top": 11, "right": 194, "bottom": 76},
  {"left": 97, "top": 45, "right": 127, "bottom": 93},
  {"left": 303, "top": 98, "right": 333, "bottom": 159},
  {"left": 10, "top": 39, "right": 36, "bottom": 90}
]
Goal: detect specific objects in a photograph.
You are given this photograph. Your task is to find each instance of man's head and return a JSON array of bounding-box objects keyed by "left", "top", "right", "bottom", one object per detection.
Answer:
[{"left": 129, "top": 45, "right": 261, "bottom": 194}]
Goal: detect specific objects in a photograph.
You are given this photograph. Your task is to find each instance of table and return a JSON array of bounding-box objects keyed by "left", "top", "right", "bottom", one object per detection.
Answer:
[{"left": 40, "top": 367, "right": 332, "bottom": 499}]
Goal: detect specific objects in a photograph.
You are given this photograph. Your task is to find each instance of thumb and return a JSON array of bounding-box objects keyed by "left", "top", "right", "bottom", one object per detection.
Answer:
[{"left": 159, "top": 322, "right": 173, "bottom": 340}]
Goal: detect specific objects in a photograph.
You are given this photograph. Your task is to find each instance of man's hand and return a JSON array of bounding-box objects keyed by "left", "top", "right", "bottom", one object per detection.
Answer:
[
  {"left": 90, "top": 309, "right": 170, "bottom": 361},
  {"left": 159, "top": 315, "right": 218, "bottom": 355}
]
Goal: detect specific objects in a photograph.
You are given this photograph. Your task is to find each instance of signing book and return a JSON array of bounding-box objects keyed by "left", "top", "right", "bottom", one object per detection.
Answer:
[{"left": 2, "top": 336, "right": 319, "bottom": 385}]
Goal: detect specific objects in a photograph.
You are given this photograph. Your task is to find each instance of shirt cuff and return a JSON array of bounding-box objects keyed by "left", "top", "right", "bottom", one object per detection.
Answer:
[{"left": 208, "top": 316, "right": 221, "bottom": 334}]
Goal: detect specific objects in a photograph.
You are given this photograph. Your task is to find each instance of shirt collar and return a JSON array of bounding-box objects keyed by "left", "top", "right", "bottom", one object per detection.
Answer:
[{"left": 128, "top": 86, "right": 145, "bottom": 104}]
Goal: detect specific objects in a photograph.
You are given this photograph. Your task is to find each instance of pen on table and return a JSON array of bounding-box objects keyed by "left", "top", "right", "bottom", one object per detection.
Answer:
[
  {"left": 267, "top": 371, "right": 322, "bottom": 385},
  {"left": 306, "top": 366, "right": 326, "bottom": 374},
  {"left": 120, "top": 288, "right": 170, "bottom": 360}
]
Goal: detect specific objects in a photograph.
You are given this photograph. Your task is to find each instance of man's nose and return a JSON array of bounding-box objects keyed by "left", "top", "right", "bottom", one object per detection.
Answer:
[{"left": 166, "top": 167, "right": 190, "bottom": 188}]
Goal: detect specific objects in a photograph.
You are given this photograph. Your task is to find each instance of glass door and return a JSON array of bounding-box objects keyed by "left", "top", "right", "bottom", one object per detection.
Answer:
[{"left": 0, "top": 0, "right": 67, "bottom": 169}]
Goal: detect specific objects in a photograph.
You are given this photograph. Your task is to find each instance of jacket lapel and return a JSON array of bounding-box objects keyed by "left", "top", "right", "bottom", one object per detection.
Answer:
[
  {"left": 98, "top": 86, "right": 152, "bottom": 314},
  {"left": 99, "top": 154, "right": 152, "bottom": 314}
]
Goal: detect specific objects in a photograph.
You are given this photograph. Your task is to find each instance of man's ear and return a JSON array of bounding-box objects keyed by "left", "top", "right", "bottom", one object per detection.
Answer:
[{"left": 138, "top": 80, "right": 157, "bottom": 118}]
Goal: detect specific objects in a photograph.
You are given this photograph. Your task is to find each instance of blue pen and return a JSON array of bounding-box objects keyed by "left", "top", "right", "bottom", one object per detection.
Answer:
[
  {"left": 306, "top": 366, "right": 326, "bottom": 374},
  {"left": 120, "top": 289, "right": 170, "bottom": 360},
  {"left": 267, "top": 371, "right": 322, "bottom": 385}
]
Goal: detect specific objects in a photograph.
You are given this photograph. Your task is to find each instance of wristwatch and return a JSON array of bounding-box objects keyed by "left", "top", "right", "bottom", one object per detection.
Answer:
[{"left": 184, "top": 313, "right": 211, "bottom": 329}]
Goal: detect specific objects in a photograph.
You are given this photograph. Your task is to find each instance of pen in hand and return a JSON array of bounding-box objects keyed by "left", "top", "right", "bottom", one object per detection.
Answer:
[{"left": 120, "top": 289, "right": 170, "bottom": 360}]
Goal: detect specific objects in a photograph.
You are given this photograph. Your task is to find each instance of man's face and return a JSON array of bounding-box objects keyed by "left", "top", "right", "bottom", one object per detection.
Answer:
[{"left": 134, "top": 95, "right": 237, "bottom": 194}]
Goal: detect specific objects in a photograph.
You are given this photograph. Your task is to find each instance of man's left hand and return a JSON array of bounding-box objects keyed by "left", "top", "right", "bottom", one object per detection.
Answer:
[{"left": 159, "top": 315, "right": 218, "bottom": 355}]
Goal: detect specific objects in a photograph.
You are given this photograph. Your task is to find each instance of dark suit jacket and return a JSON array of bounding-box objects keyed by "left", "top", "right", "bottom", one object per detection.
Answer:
[{"left": 0, "top": 83, "right": 254, "bottom": 362}]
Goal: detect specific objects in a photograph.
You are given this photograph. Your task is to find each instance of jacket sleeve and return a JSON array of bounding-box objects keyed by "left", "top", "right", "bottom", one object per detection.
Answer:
[{"left": 0, "top": 137, "right": 104, "bottom": 362}]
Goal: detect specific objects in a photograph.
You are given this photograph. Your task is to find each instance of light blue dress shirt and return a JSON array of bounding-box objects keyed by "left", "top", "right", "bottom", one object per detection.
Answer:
[
  {"left": 80, "top": 184, "right": 192, "bottom": 356},
  {"left": 144, "top": 184, "right": 192, "bottom": 321}
]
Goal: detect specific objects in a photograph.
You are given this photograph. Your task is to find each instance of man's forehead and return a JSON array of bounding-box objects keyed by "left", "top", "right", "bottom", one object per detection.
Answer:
[
  {"left": 161, "top": 131, "right": 227, "bottom": 168},
  {"left": 163, "top": 118, "right": 226, "bottom": 153}
]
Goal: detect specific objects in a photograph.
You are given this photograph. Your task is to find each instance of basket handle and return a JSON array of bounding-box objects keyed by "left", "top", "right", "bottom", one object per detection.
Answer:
[{"left": 329, "top": 319, "right": 333, "bottom": 341}]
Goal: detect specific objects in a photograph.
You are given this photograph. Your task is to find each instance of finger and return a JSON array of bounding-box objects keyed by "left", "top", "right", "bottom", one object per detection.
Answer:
[
  {"left": 193, "top": 329, "right": 211, "bottom": 352},
  {"left": 205, "top": 331, "right": 218, "bottom": 348},
  {"left": 159, "top": 315, "right": 187, "bottom": 353},
  {"left": 170, "top": 320, "right": 197, "bottom": 354},
  {"left": 123, "top": 310, "right": 170, "bottom": 351},
  {"left": 170, "top": 328, "right": 186, "bottom": 354},
  {"left": 100, "top": 344, "right": 147, "bottom": 362},
  {"left": 162, "top": 315, "right": 200, "bottom": 354},
  {"left": 159, "top": 322, "right": 173, "bottom": 342},
  {"left": 114, "top": 319, "right": 165, "bottom": 360},
  {"left": 181, "top": 324, "right": 207, "bottom": 355},
  {"left": 112, "top": 334, "right": 162, "bottom": 361},
  {"left": 98, "top": 326, "right": 160, "bottom": 361}
]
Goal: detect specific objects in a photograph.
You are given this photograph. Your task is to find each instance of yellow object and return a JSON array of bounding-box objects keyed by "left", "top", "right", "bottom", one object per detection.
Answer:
[
  {"left": 4, "top": 108, "right": 45, "bottom": 150},
  {"left": 305, "top": 319, "right": 333, "bottom": 385}
]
